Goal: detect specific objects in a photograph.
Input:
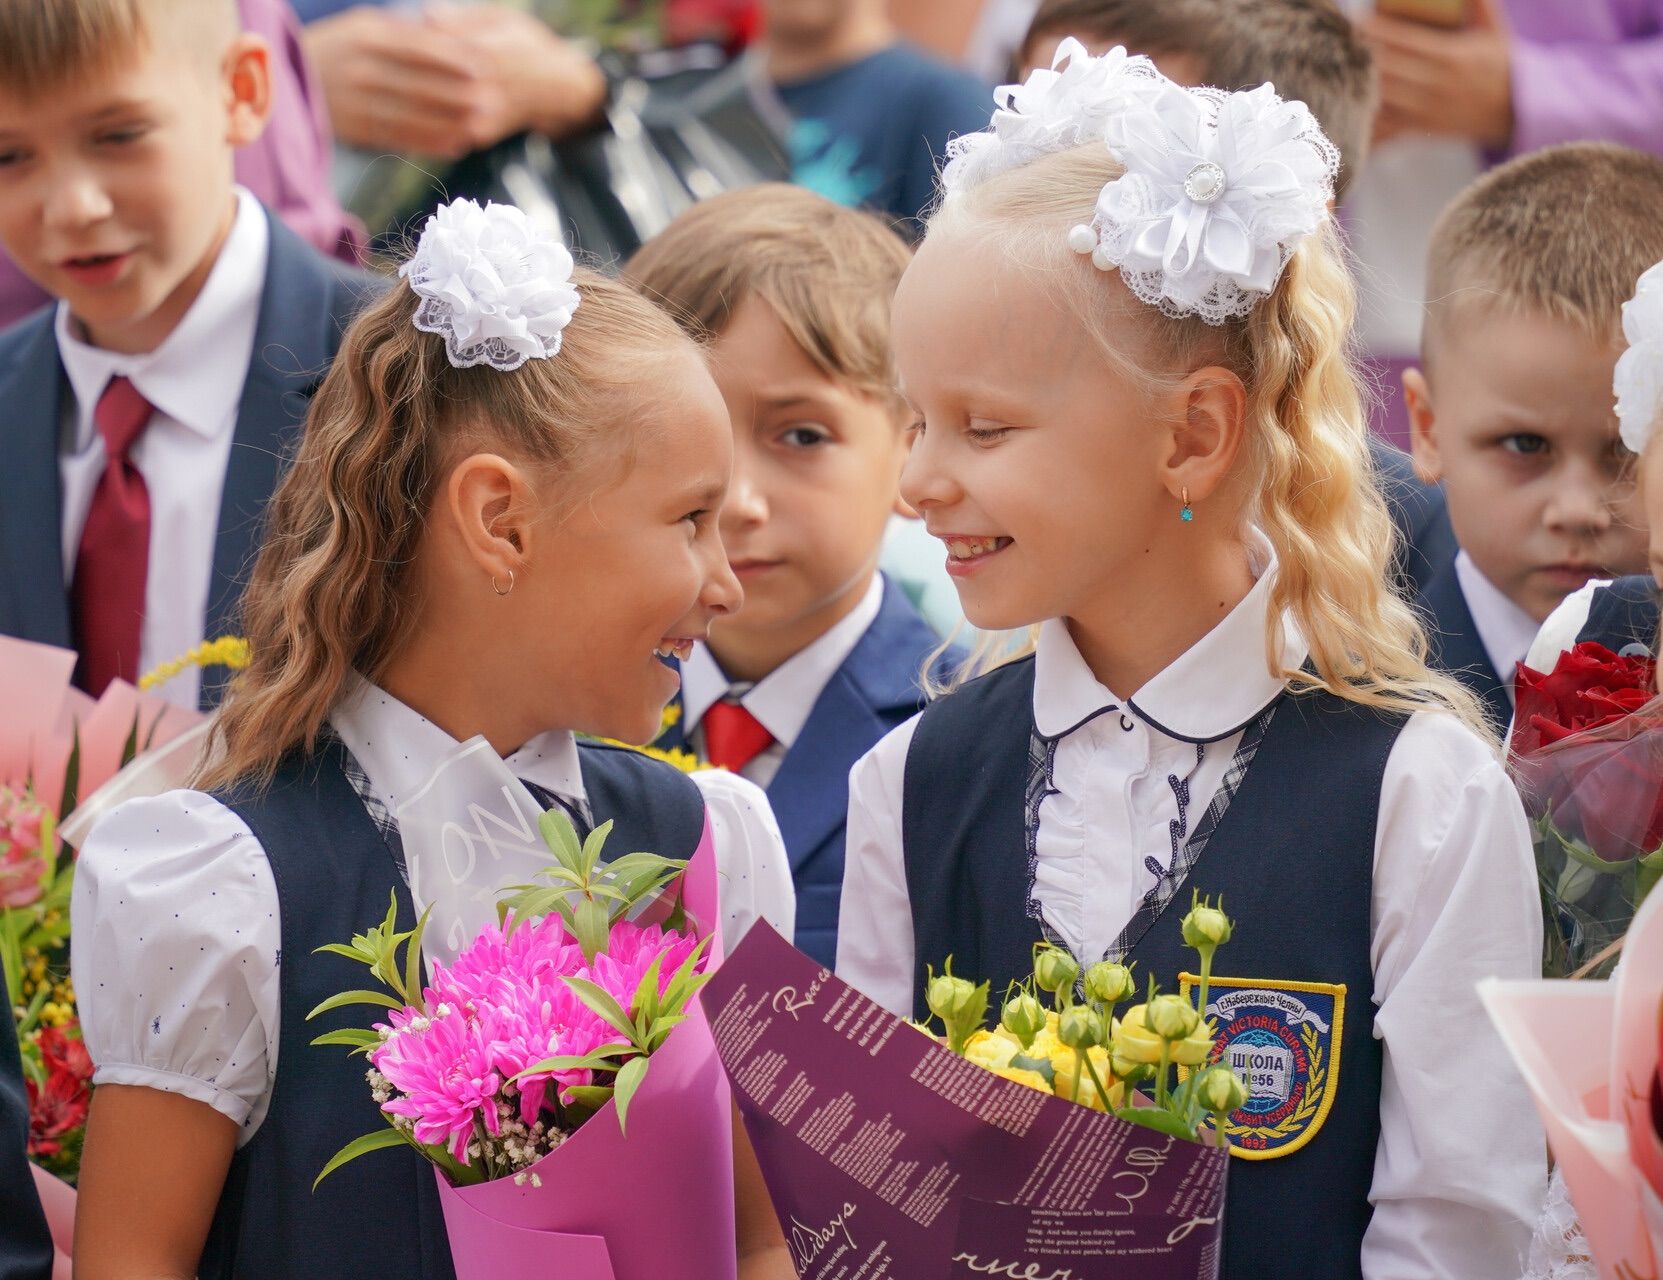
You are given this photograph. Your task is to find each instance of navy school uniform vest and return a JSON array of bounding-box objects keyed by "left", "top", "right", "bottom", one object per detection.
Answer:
[
  {"left": 1575, "top": 575, "right": 1660, "bottom": 657},
  {"left": 197, "top": 737, "right": 706, "bottom": 1280},
  {"left": 900, "top": 657, "right": 1406, "bottom": 1280}
]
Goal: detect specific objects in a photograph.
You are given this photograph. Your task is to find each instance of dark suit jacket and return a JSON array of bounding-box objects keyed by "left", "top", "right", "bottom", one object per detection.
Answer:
[
  {"left": 1370, "top": 436, "right": 1454, "bottom": 600},
  {"left": 0, "top": 953, "right": 52, "bottom": 1280},
  {"left": 660, "top": 576, "right": 959, "bottom": 967},
  {"left": 0, "top": 207, "right": 380, "bottom": 706},
  {"left": 1415, "top": 553, "right": 1514, "bottom": 736}
]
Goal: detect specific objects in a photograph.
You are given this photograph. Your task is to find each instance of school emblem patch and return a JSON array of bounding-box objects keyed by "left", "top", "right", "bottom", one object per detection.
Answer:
[{"left": 1178, "top": 973, "right": 1345, "bottom": 1161}]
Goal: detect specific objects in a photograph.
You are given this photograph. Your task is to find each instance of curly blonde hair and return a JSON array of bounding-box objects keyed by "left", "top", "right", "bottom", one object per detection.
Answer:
[
  {"left": 930, "top": 143, "right": 1489, "bottom": 737},
  {"left": 197, "top": 267, "right": 700, "bottom": 791}
]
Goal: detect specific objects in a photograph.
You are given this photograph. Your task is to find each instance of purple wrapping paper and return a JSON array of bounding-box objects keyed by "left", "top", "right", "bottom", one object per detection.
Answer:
[
  {"left": 705, "top": 924, "right": 1229, "bottom": 1279},
  {"left": 435, "top": 817, "right": 738, "bottom": 1280}
]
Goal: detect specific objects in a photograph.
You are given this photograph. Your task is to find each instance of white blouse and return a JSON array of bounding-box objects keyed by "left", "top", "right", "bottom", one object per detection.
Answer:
[
  {"left": 71, "top": 683, "right": 796, "bottom": 1143},
  {"left": 836, "top": 548, "right": 1547, "bottom": 1280}
]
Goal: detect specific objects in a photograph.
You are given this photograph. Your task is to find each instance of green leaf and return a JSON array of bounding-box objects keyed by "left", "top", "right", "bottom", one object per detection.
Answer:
[
  {"left": 572, "top": 896, "right": 610, "bottom": 964},
  {"left": 313, "top": 942, "right": 376, "bottom": 964},
  {"left": 612, "top": 1053, "right": 649, "bottom": 1136},
  {"left": 306, "top": 989, "right": 403, "bottom": 1020},
  {"left": 632, "top": 951, "right": 668, "bottom": 1032},
  {"left": 563, "top": 976, "right": 638, "bottom": 1042},
  {"left": 1115, "top": 1105, "right": 1202, "bottom": 1142},
  {"left": 538, "top": 808, "right": 583, "bottom": 867},
  {"left": 310, "top": 1027, "right": 384, "bottom": 1050},
  {"left": 580, "top": 819, "right": 615, "bottom": 878},
  {"left": 512, "top": 1044, "right": 635, "bottom": 1081},
  {"left": 58, "top": 726, "right": 81, "bottom": 821},
  {"left": 402, "top": 905, "right": 432, "bottom": 1012},
  {"left": 120, "top": 713, "right": 140, "bottom": 771},
  {"left": 312, "top": 1127, "right": 409, "bottom": 1191},
  {"left": 561, "top": 1084, "right": 615, "bottom": 1110}
]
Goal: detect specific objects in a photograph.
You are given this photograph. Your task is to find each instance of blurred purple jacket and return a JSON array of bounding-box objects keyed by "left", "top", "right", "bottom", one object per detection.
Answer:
[
  {"left": 1505, "top": 0, "right": 1663, "bottom": 157},
  {"left": 0, "top": 0, "right": 362, "bottom": 330}
]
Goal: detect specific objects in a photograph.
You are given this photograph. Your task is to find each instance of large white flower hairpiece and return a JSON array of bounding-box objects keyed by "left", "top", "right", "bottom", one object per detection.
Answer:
[
  {"left": 399, "top": 197, "right": 580, "bottom": 371},
  {"left": 941, "top": 38, "right": 1163, "bottom": 194},
  {"left": 940, "top": 39, "right": 1338, "bottom": 325},
  {"left": 1615, "top": 261, "right": 1663, "bottom": 455},
  {"left": 1079, "top": 79, "right": 1338, "bottom": 324}
]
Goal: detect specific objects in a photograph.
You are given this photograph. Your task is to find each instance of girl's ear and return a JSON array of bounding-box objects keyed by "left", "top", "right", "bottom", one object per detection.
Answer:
[
  {"left": 1161, "top": 364, "right": 1247, "bottom": 507},
  {"left": 446, "top": 453, "right": 535, "bottom": 586}
]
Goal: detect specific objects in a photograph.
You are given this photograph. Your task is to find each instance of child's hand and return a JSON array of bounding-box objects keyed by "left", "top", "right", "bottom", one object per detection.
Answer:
[{"left": 1364, "top": 0, "right": 1515, "bottom": 149}]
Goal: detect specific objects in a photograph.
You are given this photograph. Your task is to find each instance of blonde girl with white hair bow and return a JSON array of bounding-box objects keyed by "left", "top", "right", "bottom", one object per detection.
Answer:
[{"left": 836, "top": 39, "right": 1546, "bottom": 1280}]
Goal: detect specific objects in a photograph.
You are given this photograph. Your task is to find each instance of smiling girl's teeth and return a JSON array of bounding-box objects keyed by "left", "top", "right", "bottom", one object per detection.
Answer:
[
  {"left": 945, "top": 536, "right": 1010, "bottom": 560},
  {"left": 654, "top": 640, "right": 696, "bottom": 660}
]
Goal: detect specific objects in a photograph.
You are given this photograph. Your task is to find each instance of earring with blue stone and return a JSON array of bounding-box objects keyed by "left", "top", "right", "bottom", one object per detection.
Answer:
[{"left": 1180, "top": 486, "right": 1194, "bottom": 523}]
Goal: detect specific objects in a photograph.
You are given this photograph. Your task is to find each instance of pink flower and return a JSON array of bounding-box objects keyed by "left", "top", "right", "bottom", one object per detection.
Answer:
[
  {"left": 587, "top": 922, "right": 703, "bottom": 1016},
  {"left": 372, "top": 1004, "right": 506, "bottom": 1162},
  {"left": 0, "top": 787, "right": 51, "bottom": 909},
  {"left": 486, "top": 977, "right": 628, "bottom": 1120}
]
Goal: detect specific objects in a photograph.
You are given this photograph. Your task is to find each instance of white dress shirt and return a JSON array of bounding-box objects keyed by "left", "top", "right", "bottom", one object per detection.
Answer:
[
  {"left": 71, "top": 681, "right": 796, "bottom": 1144},
  {"left": 680, "top": 574, "right": 885, "bottom": 789},
  {"left": 1455, "top": 550, "right": 1543, "bottom": 698},
  {"left": 56, "top": 188, "right": 267, "bottom": 709},
  {"left": 837, "top": 544, "right": 1546, "bottom": 1280}
]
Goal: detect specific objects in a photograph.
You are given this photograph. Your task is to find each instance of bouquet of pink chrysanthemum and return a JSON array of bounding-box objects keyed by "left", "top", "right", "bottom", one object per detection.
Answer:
[{"left": 312, "top": 797, "right": 736, "bottom": 1280}]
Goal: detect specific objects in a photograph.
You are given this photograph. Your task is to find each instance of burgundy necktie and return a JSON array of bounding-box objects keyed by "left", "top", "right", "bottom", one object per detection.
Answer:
[
  {"left": 701, "top": 699, "right": 775, "bottom": 773},
  {"left": 72, "top": 376, "right": 152, "bottom": 696}
]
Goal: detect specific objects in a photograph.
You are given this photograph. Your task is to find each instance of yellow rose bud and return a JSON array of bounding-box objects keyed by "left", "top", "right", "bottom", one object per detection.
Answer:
[
  {"left": 1197, "top": 1064, "right": 1249, "bottom": 1117},
  {"left": 925, "top": 962, "right": 990, "bottom": 1053},
  {"left": 1181, "top": 896, "right": 1234, "bottom": 949},
  {"left": 1146, "top": 993, "right": 1201, "bottom": 1041},
  {"left": 1058, "top": 1005, "right": 1106, "bottom": 1052},
  {"left": 1110, "top": 1005, "right": 1167, "bottom": 1065},
  {"left": 1000, "top": 992, "right": 1046, "bottom": 1049},
  {"left": 963, "top": 1029, "right": 1020, "bottom": 1073},
  {"left": 1084, "top": 961, "right": 1135, "bottom": 1007},
  {"left": 1033, "top": 945, "right": 1079, "bottom": 999},
  {"left": 1054, "top": 1046, "right": 1122, "bottom": 1111}
]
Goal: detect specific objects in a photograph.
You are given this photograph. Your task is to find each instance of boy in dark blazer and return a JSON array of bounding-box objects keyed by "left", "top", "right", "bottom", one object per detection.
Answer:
[
  {"left": 627, "top": 185, "right": 956, "bottom": 967},
  {"left": 0, "top": 0, "right": 377, "bottom": 708}
]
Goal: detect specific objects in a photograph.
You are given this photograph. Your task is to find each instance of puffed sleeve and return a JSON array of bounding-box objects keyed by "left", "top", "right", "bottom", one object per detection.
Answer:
[
  {"left": 1363, "top": 712, "right": 1546, "bottom": 1280},
  {"left": 688, "top": 769, "right": 796, "bottom": 952},
  {"left": 70, "top": 791, "right": 281, "bottom": 1138},
  {"left": 834, "top": 716, "right": 920, "bottom": 1018}
]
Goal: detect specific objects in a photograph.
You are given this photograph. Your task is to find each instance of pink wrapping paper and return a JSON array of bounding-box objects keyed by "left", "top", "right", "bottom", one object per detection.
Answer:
[
  {"left": 1482, "top": 884, "right": 1663, "bottom": 1279},
  {"left": 436, "top": 815, "right": 738, "bottom": 1280},
  {"left": 0, "top": 635, "right": 202, "bottom": 807}
]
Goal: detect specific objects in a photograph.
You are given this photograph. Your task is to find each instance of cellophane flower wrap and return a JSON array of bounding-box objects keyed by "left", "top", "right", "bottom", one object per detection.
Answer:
[
  {"left": 1508, "top": 642, "right": 1663, "bottom": 978},
  {"left": 312, "top": 739, "right": 735, "bottom": 1280},
  {"left": 0, "top": 635, "right": 207, "bottom": 1194}
]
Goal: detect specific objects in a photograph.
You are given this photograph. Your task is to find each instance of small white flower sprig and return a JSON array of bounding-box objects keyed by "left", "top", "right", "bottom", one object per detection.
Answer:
[
  {"left": 400, "top": 197, "right": 581, "bottom": 372},
  {"left": 942, "top": 40, "right": 1339, "bottom": 325},
  {"left": 1615, "top": 260, "right": 1663, "bottom": 455}
]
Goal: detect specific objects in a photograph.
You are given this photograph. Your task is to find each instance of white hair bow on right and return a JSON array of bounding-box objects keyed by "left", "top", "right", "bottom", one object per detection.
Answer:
[
  {"left": 1076, "top": 79, "right": 1339, "bottom": 324},
  {"left": 1615, "top": 260, "right": 1663, "bottom": 455}
]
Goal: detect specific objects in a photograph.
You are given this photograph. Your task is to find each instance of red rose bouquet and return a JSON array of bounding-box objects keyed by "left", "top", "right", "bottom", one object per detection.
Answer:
[{"left": 1509, "top": 641, "right": 1663, "bottom": 978}]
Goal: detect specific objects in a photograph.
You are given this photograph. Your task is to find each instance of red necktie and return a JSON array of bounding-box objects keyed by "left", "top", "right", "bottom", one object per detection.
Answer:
[
  {"left": 72, "top": 376, "right": 152, "bottom": 696},
  {"left": 701, "top": 699, "right": 774, "bottom": 773}
]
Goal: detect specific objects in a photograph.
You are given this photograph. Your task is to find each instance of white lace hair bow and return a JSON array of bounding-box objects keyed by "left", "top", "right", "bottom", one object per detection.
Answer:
[
  {"left": 1615, "top": 260, "right": 1663, "bottom": 454},
  {"left": 941, "top": 41, "right": 1338, "bottom": 325},
  {"left": 399, "top": 197, "right": 580, "bottom": 371}
]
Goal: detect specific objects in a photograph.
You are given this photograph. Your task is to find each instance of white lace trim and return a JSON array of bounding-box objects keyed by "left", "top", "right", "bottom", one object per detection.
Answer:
[{"left": 1522, "top": 1167, "right": 1598, "bottom": 1280}]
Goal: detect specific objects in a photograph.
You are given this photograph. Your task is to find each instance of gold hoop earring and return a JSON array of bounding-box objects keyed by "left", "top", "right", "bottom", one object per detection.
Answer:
[{"left": 491, "top": 569, "right": 515, "bottom": 597}]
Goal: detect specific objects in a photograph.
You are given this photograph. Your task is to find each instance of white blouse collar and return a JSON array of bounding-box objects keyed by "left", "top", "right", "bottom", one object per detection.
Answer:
[
  {"left": 328, "top": 677, "right": 586, "bottom": 819},
  {"left": 1034, "top": 531, "right": 1307, "bottom": 744}
]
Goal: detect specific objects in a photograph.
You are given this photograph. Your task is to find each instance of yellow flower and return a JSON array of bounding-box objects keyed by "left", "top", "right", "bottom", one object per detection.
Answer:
[
  {"left": 991, "top": 1065, "right": 1053, "bottom": 1094},
  {"left": 963, "top": 1029, "right": 1020, "bottom": 1073},
  {"left": 1052, "top": 1046, "right": 1122, "bottom": 1111},
  {"left": 139, "top": 636, "right": 251, "bottom": 691},
  {"left": 1113, "top": 1004, "right": 1212, "bottom": 1067}
]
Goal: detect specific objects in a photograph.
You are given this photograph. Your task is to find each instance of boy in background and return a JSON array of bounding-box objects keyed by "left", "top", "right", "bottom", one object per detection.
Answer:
[
  {"left": 1407, "top": 143, "right": 1663, "bottom": 730},
  {"left": 0, "top": 0, "right": 376, "bottom": 708},
  {"left": 626, "top": 184, "right": 955, "bottom": 967}
]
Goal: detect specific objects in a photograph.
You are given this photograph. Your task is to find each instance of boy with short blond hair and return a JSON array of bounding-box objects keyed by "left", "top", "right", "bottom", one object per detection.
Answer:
[
  {"left": 626, "top": 183, "right": 953, "bottom": 967},
  {"left": 1406, "top": 142, "right": 1663, "bottom": 729},
  {"left": 0, "top": 0, "right": 375, "bottom": 708}
]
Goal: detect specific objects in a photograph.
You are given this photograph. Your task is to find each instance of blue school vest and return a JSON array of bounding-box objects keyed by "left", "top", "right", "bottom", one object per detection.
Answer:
[
  {"left": 899, "top": 657, "right": 1405, "bottom": 1280},
  {"left": 659, "top": 576, "right": 956, "bottom": 968},
  {"left": 197, "top": 737, "right": 706, "bottom": 1280},
  {"left": 1575, "top": 575, "right": 1660, "bottom": 657}
]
